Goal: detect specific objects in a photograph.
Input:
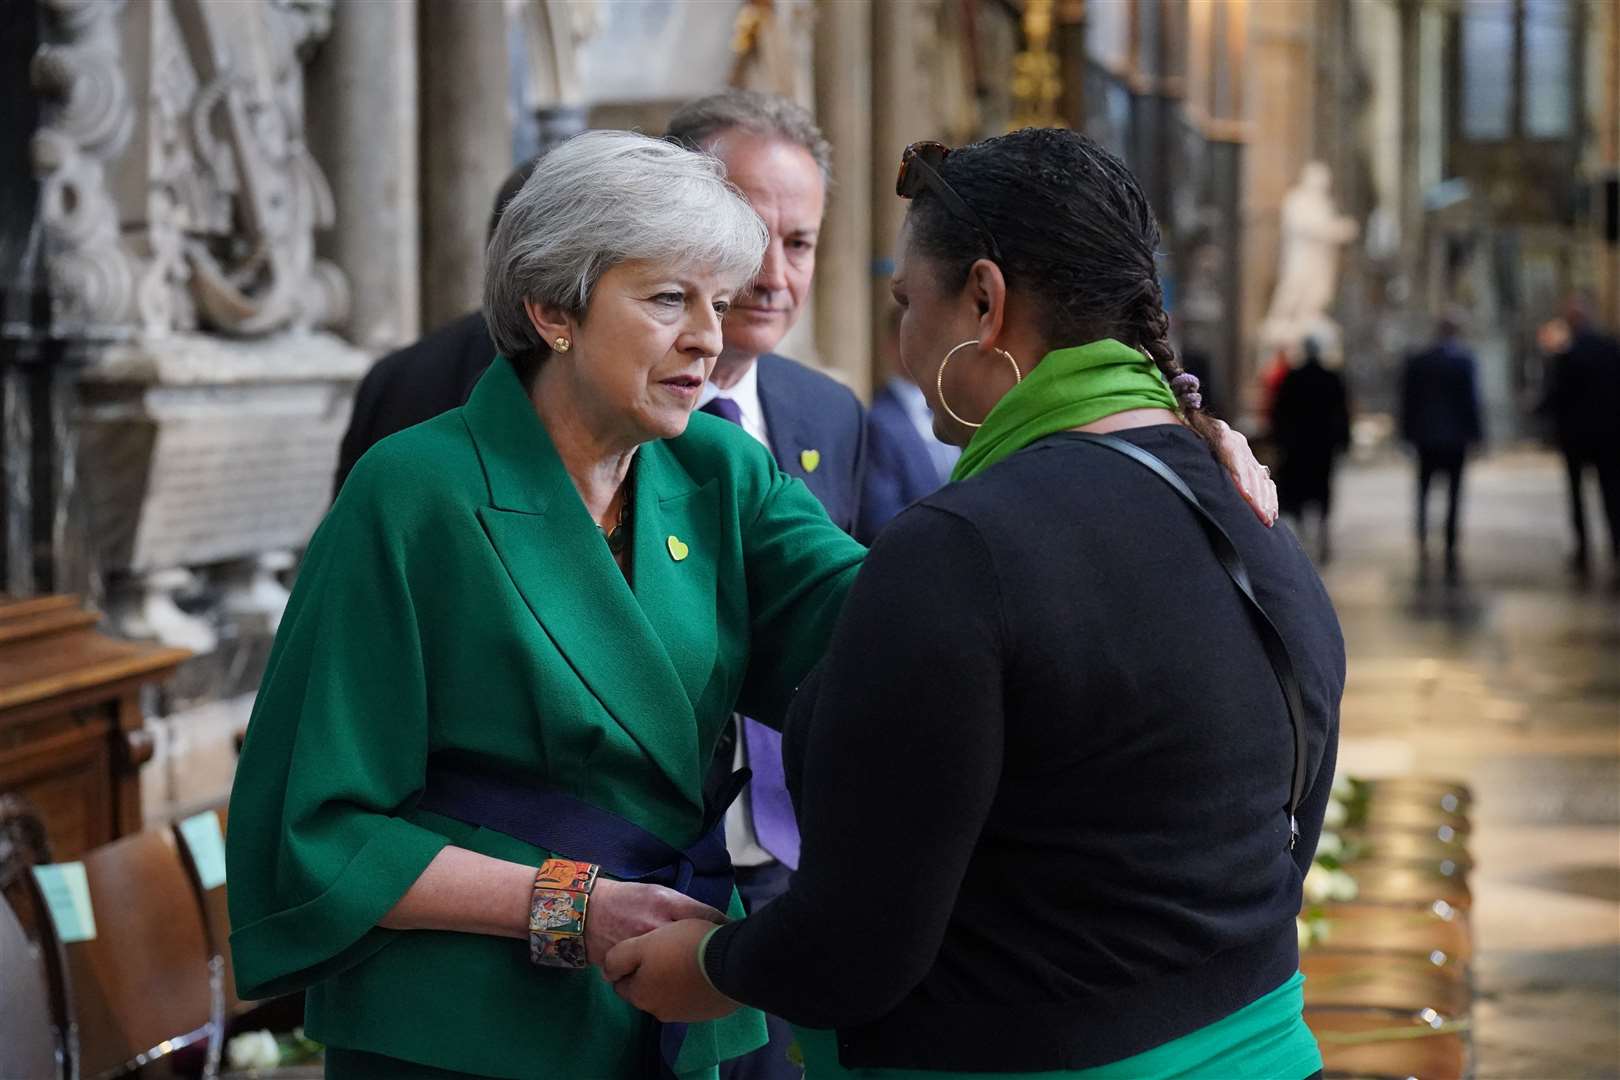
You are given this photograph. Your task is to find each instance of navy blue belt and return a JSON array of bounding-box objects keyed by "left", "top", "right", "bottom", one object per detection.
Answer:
[{"left": 416, "top": 762, "right": 751, "bottom": 1076}]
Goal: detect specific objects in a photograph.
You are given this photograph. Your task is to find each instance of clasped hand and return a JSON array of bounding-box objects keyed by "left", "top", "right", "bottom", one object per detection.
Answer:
[{"left": 603, "top": 918, "right": 740, "bottom": 1022}]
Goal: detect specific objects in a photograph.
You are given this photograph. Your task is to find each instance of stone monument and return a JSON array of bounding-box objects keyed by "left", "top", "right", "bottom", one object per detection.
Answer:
[{"left": 29, "top": 0, "right": 370, "bottom": 820}]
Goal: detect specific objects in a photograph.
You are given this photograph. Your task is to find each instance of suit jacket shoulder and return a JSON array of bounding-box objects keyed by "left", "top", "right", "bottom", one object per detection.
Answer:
[
  {"left": 335, "top": 312, "right": 495, "bottom": 497},
  {"left": 754, "top": 353, "right": 867, "bottom": 533}
]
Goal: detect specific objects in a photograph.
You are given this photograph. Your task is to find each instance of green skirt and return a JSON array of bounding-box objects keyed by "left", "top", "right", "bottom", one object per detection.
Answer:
[{"left": 794, "top": 972, "right": 1321, "bottom": 1080}]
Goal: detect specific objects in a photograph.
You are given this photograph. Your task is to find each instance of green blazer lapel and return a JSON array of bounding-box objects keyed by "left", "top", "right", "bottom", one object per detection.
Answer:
[
  {"left": 629, "top": 441, "right": 721, "bottom": 719},
  {"left": 463, "top": 360, "right": 702, "bottom": 810}
]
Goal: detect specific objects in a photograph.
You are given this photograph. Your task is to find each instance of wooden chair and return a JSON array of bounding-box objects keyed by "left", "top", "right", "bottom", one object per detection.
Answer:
[
  {"left": 1356, "top": 797, "right": 1471, "bottom": 837},
  {"left": 172, "top": 804, "right": 245, "bottom": 1019},
  {"left": 1309, "top": 901, "right": 1473, "bottom": 965},
  {"left": 1347, "top": 827, "right": 1474, "bottom": 875},
  {"left": 1355, "top": 778, "right": 1472, "bottom": 814},
  {"left": 1308, "top": 1007, "right": 1469, "bottom": 1078},
  {"left": 1349, "top": 863, "right": 1472, "bottom": 910},
  {"left": 1, "top": 794, "right": 73, "bottom": 1074},
  {"left": 1, "top": 892, "right": 61, "bottom": 1079},
  {"left": 1301, "top": 949, "right": 1470, "bottom": 1017},
  {"left": 31, "top": 828, "right": 222, "bottom": 1080}
]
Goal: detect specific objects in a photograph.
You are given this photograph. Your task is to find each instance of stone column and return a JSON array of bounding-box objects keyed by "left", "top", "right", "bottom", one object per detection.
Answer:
[
  {"left": 812, "top": 0, "right": 873, "bottom": 394},
  {"left": 306, "top": 0, "right": 421, "bottom": 354},
  {"left": 869, "top": 1, "right": 935, "bottom": 387},
  {"left": 419, "top": 0, "right": 513, "bottom": 333}
]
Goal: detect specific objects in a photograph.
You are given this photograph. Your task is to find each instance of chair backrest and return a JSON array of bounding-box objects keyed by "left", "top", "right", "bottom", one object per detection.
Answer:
[
  {"left": 172, "top": 804, "right": 244, "bottom": 1017},
  {"left": 32, "top": 828, "right": 221, "bottom": 1080},
  {"left": 1308, "top": 1007, "right": 1468, "bottom": 1079},
  {"left": 1312, "top": 900, "right": 1473, "bottom": 964},
  {"left": 1, "top": 792, "right": 54, "bottom": 927},
  {"left": 0, "top": 893, "right": 61, "bottom": 1080},
  {"left": 1301, "top": 949, "right": 1470, "bottom": 1017}
]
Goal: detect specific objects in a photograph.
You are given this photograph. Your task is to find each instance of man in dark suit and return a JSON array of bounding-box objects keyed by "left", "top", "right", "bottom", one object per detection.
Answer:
[
  {"left": 1399, "top": 315, "right": 1484, "bottom": 581},
  {"left": 668, "top": 89, "right": 867, "bottom": 1080},
  {"left": 1542, "top": 299, "right": 1620, "bottom": 583},
  {"left": 333, "top": 161, "right": 537, "bottom": 496}
]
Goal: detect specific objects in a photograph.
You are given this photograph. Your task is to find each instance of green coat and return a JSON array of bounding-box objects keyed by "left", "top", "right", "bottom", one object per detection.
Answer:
[{"left": 226, "top": 357, "right": 865, "bottom": 1078}]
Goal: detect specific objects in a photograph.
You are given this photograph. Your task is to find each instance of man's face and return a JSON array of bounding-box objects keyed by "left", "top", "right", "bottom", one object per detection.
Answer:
[{"left": 708, "top": 132, "right": 825, "bottom": 364}]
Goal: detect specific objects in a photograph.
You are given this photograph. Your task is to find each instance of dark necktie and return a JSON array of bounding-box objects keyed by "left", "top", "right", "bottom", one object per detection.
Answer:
[
  {"left": 696, "top": 394, "right": 799, "bottom": 867},
  {"left": 701, "top": 396, "right": 743, "bottom": 426}
]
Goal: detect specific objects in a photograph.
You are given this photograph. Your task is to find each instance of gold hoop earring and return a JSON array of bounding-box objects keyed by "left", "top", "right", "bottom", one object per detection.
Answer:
[
  {"left": 935, "top": 340, "right": 1022, "bottom": 429},
  {"left": 553, "top": 337, "right": 571, "bottom": 353}
]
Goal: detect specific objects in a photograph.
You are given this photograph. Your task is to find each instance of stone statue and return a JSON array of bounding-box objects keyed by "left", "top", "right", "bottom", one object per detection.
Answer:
[{"left": 1261, "top": 162, "right": 1359, "bottom": 355}]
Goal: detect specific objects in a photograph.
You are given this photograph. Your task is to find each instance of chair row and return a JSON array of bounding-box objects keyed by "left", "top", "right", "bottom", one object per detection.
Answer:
[
  {"left": 1301, "top": 777, "right": 1475, "bottom": 1080},
  {"left": 1, "top": 798, "right": 300, "bottom": 1080}
]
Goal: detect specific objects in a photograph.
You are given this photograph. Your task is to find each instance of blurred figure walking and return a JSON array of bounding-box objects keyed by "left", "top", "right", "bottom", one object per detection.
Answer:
[
  {"left": 1400, "top": 314, "right": 1484, "bottom": 583},
  {"left": 1272, "top": 337, "right": 1351, "bottom": 563},
  {"left": 1540, "top": 297, "right": 1620, "bottom": 583}
]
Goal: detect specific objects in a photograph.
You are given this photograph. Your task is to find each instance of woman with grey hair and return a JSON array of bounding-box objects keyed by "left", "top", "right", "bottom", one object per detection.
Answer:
[{"left": 226, "top": 130, "right": 865, "bottom": 1079}]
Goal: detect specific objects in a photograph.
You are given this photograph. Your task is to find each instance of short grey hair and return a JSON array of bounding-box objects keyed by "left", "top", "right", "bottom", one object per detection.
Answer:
[
  {"left": 666, "top": 90, "right": 833, "bottom": 186},
  {"left": 483, "top": 130, "right": 768, "bottom": 361}
]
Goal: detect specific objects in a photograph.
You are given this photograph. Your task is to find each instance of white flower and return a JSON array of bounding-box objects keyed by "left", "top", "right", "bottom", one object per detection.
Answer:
[
  {"left": 1322, "top": 799, "right": 1349, "bottom": 828},
  {"left": 1296, "top": 917, "right": 1311, "bottom": 950},
  {"left": 1315, "top": 831, "right": 1343, "bottom": 858},
  {"left": 1303, "top": 863, "right": 1335, "bottom": 903},
  {"left": 1330, "top": 772, "right": 1354, "bottom": 801},
  {"left": 226, "top": 1030, "right": 280, "bottom": 1072},
  {"left": 1327, "top": 868, "right": 1359, "bottom": 901}
]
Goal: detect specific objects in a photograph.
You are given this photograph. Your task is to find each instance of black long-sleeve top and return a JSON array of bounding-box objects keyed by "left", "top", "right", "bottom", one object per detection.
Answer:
[{"left": 703, "top": 425, "right": 1345, "bottom": 1072}]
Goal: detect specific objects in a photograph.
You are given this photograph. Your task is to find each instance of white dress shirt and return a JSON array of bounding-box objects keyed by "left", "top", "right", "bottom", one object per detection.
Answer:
[{"left": 698, "top": 363, "right": 776, "bottom": 867}]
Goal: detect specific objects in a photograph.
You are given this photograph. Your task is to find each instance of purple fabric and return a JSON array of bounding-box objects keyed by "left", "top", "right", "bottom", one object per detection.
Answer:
[
  {"left": 701, "top": 396, "right": 744, "bottom": 425},
  {"left": 741, "top": 717, "right": 800, "bottom": 870},
  {"left": 1171, "top": 372, "right": 1201, "bottom": 395}
]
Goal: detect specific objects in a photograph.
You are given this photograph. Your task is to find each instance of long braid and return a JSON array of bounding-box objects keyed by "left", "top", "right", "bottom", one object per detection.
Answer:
[{"left": 1130, "top": 280, "right": 1231, "bottom": 468}]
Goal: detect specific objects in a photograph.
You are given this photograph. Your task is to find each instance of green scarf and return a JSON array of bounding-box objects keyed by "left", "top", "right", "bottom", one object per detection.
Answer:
[{"left": 950, "top": 338, "right": 1178, "bottom": 482}]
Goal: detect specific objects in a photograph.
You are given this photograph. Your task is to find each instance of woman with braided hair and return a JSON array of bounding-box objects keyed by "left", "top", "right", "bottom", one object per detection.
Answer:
[{"left": 609, "top": 128, "right": 1343, "bottom": 1080}]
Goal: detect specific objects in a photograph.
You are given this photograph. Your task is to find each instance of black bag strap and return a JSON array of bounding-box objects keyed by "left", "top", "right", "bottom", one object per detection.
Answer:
[{"left": 1070, "top": 432, "right": 1308, "bottom": 850}]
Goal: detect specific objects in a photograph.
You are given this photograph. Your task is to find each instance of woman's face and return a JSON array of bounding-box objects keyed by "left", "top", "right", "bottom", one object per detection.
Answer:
[
  {"left": 890, "top": 221, "right": 997, "bottom": 446},
  {"left": 537, "top": 260, "right": 739, "bottom": 445}
]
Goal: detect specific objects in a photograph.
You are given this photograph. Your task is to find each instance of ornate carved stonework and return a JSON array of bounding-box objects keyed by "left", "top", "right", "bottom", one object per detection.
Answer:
[
  {"left": 31, "top": 0, "right": 139, "bottom": 335},
  {"left": 33, "top": 0, "right": 347, "bottom": 340}
]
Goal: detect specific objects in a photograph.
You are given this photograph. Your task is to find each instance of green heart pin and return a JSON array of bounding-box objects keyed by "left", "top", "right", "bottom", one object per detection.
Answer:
[
  {"left": 666, "top": 535, "right": 690, "bottom": 562},
  {"left": 800, "top": 449, "right": 821, "bottom": 474}
]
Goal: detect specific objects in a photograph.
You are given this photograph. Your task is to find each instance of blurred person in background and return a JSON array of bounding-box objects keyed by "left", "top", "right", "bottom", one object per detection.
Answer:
[
  {"left": 666, "top": 88, "right": 866, "bottom": 1080},
  {"left": 858, "top": 303, "right": 958, "bottom": 541},
  {"left": 1539, "top": 295, "right": 1620, "bottom": 585},
  {"left": 333, "top": 161, "right": 535, "bottom": 496},
  {"left": 1271, "top": 336, "right": 1351, "bottom": 563},
  {"left": 1399, "top": 313, "right": 1484, "bottom": 583}
]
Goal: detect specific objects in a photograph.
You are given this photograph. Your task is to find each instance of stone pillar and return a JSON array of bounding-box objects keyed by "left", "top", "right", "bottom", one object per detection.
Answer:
[
  {"left": 869, "top": 1, "right": 934, "bottom": 387},
  {"left": 813, "top": 0, "right": 873, "bottom": 393},
  {"left": 1598, "top": 0, "right": 1620, "bottom": 325},
  {"left": 307, "top": 0, "right": 421, "bottom": 354},
  {"left": 419, "top": 0, "right": 512, "bottom": 333}
]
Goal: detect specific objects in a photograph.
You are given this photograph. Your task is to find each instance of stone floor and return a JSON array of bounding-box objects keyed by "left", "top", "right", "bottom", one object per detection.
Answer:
[{"left": 1315, "top": 448, "right": 1620, "bottom": 1079}]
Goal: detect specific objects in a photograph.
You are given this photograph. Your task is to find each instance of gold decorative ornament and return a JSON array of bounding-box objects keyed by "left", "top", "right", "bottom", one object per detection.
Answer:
[{"left": 554, "top": 337, "right": 571, "bottom": 353}]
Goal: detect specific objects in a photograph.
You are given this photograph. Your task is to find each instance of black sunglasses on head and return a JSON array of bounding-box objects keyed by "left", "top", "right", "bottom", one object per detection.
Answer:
[{"left": 896, "top": 141, "right": 1004, "bottom": 265}]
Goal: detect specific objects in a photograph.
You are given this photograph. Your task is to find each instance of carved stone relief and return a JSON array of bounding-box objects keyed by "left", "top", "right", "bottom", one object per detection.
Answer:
[{"left": 33, "top": 0, "right": 347, "bottom": 341}]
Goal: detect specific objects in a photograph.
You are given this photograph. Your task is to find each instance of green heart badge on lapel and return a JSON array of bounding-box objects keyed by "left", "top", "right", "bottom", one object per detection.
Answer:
[
  {"left": 666, "top": 535, "right": 690, "bottom": 562},
  {"left": 800, "top": 449, "right": 821, "bottom": 474}
]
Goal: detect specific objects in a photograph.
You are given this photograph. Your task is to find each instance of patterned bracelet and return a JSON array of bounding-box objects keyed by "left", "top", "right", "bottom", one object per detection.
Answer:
[{"left": 529, "top": 858, "right": 600, "bottom": 969}]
